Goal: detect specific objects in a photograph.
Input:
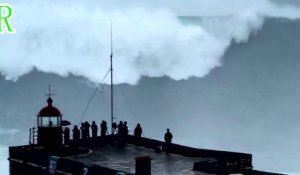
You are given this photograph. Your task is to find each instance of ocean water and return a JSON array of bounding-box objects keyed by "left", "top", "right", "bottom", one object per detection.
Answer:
[
  {"left": 1, "top": 17, "right": 300, "bottom": 174},
  {"left": 0, "top": 146, "right": 8, "bottom": 175}
]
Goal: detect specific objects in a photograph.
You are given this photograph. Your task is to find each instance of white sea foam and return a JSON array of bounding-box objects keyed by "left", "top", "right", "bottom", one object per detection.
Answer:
[{"left": 0, "top": 0, "right": 300, "bottom": 84}]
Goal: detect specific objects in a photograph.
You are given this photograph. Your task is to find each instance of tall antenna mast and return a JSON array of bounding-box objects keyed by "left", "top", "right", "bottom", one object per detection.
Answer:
[{"left": 110, "top": 20, "right": 114, "bottom": 134}]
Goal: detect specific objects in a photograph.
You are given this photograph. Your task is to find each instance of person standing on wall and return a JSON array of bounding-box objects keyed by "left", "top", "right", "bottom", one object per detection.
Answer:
[
  {"left": 91, "top": 121, "right": 98, "bottom": 138},
  {"left": 164, "top": 128, "right": 173, "bottom": 155},
  {"left": 134, "top": 123, "right": 142, "bottom": 145}
]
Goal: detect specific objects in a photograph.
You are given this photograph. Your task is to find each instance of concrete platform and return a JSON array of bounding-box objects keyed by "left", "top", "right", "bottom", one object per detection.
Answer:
[
  {"left": 68, "top": 144, "right": 214, "bottom": 175},
  {"left": 9, "top": 136, "right": 284, "bottom": 175}
]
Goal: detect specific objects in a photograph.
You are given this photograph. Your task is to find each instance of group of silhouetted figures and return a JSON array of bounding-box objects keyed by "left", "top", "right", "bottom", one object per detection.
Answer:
[
  {"left": 63, "top": 120, "right": 144, "bottom": 142},
  {"left": 63, "top": 120, "right": 173, "bottom": 153},
  {"left": 68, "top": 120, "right": 109, "bottom": 141}
]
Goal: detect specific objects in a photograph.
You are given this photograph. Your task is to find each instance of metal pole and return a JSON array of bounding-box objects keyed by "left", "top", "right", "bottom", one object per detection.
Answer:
[
  {"left": 110, "top": 54, "right": 113, "bottom": 134},
  {"left": 110, "top": 21, "right": 114, "bottom": 134}
]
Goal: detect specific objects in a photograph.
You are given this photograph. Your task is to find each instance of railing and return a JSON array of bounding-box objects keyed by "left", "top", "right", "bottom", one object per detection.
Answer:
[
  {"left": 28, "top": 127, "right": 69, "bottom": 145},
  {"left": 29, "top": 127, "right": 38, "bottom": 145}
]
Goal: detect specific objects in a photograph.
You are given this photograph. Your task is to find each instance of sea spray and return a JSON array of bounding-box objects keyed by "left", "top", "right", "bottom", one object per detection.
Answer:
[{"left": 1, "top": 0, "right": 300, "bottom": 84}]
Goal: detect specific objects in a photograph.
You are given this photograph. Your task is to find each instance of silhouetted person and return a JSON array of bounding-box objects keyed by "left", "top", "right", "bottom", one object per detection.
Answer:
[
  {"left": 63, "top": 127, "right": 70, "bottom": 144},
  {"left": 112, "top": 122, "right": 117, "bottom": 135},
  {"left": 164, "top": 128, "right": 173, "bottom": 154},
  {"left": 84, "top": 121, "right": 91, "bottom": 138},
  {"left": 134, "top": 123, "right": 142, "bottom": 145},
  {"left": 117, "top": 121, "right": 126, "bottom": 146},
  {"left": 100, "top": 120, "right": 108, "bottom": 137},
  {"left": 123, "top": 121, "right": 129, "bottom": 144},
  {"left": 124, "top": 121, "right": 129, "bottom": 136},
  {"left": 110, "top": 122, "right": 117, "bottom": 145},
  {"left": 91, "top": 121, "right": 98, "bottom": 138},
  {"left": 117, "top": 121, "right": 124, "bottom": 136},
  {"left": 72, "top": 125, "right": 80, "bottom": 140},
  {"left": 80, "top": 123, "right": 85, "bottom": 139},
  {"left": 134, "top": 124, "right": 142, "bottom": 138}
]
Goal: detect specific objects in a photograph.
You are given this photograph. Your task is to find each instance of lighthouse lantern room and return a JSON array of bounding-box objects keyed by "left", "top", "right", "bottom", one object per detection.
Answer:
[{"left": 37, "top": 95, "right": 62, "bottom": 148}]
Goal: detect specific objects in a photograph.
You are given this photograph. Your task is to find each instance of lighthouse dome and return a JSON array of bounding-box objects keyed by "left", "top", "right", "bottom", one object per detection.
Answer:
[{"left": 38, "top": 97, "right": 62, "bottom": 116}]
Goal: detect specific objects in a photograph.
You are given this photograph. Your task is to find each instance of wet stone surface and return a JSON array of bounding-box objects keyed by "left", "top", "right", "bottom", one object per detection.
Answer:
[{"left": 68, "top": 144, "right": 214, "bottom": 175}]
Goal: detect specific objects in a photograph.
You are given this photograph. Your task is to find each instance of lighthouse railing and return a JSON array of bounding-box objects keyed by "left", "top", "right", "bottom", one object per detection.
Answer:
[{"left": 29, "top": 127, "right": 37, "bottom": 145}]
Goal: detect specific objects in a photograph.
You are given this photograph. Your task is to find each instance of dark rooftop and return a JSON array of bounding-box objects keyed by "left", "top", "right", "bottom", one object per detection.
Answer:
[
  {"left": 68, "top": 144, "right": 212, "bottom": 175},
  {"left": 9, "top": 136, "right": 285, "bottom": 175}
]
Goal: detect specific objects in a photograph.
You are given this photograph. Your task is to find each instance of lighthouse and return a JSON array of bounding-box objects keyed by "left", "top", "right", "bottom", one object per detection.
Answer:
[{"left": 37, "top": 96, "right": 62, "bottom": 148}]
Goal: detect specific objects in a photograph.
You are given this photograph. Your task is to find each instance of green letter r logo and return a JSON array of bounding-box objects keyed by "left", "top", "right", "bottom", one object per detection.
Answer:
[{"left": 0, "top": 4, "right": 15, "bottom": 33}]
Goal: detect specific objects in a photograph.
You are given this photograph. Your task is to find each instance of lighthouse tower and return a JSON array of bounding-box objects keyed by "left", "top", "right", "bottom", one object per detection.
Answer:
[{"left": 37, "top": 96, "right": 62, "bottom": 148}]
